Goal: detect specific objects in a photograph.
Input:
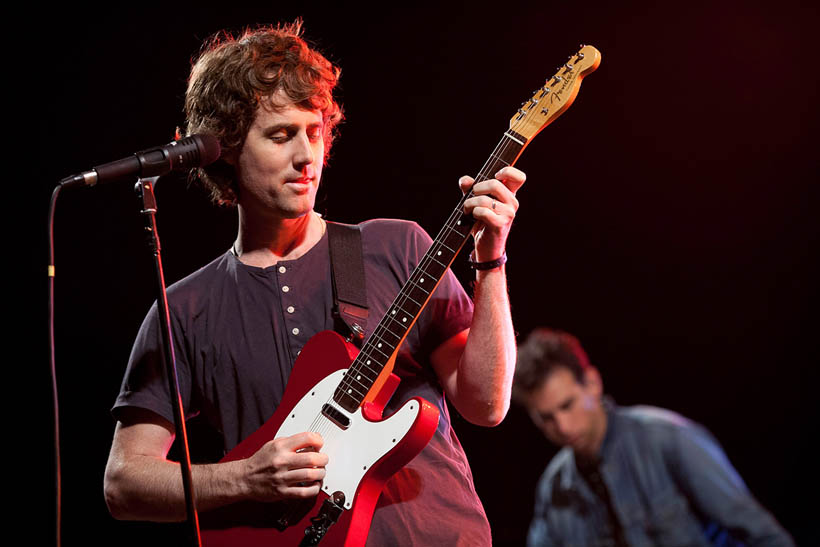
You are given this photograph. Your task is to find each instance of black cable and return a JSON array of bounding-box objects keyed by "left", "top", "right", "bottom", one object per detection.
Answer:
[{"left": 48, "top": 183, "right": 62, "bottom": 547}]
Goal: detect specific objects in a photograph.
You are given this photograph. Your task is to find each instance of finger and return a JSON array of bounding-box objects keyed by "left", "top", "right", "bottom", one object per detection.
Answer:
[
  {"left": 278, "top": 431, "right": 324, "bottom": 452},
  {"left": 464, "top": 195, "right": 502, "bottom": 214},
  {"left": 458, "top": 175, "right": 475, "bottom": 194},
  {"left": 285, "top": 466, "right": 326, "bottom": 485},
  {"left": 494, "top": 166, "right": 526, "bottom": 194},
  {"left": 283, "top": 481, "right": 323, "bottom": 499},
  {"left": 469, "top": 179, "right": 519, "bottom": 209},
  {"left": 464, "top": 202, "right": 515, "bottom": 230},
  {"left": 469, "top": 203, "right": 513, "bottom": 229},
  {"left": 290, "top": 450, "right": 329, "bottom": 469}
]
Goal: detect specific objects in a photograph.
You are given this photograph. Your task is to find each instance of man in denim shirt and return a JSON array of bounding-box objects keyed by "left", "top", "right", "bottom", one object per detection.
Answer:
[{"left": 514, "top": 328, "right": 793, "bottom": 546}]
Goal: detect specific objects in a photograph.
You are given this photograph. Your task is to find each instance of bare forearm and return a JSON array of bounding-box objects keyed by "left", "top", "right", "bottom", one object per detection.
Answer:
[
  {"left": 104, "top": 452, "right": 247, "bottom": 522},
  {"left": 104, "top": 421, "right": 326, "bottom": 522},
  {"left": 458, "top": 266, "right": 516, "bottom": 426}
]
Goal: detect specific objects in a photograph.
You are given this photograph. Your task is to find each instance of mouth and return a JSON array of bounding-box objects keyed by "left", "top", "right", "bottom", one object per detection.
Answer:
[
  {"left": 285, "top": 178, "right": 314, "bottom": 193},
  {"left": 564, "top": 435, "right": 583, "bottom": 448}
]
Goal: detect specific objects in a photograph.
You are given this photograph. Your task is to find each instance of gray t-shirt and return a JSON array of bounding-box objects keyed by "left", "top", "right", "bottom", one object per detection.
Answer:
[{"left": 113, "top": 218, "right": 491, "bottom": 545}]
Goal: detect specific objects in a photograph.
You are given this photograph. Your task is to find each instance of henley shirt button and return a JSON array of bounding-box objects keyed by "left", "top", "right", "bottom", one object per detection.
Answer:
[
  {"left": 282, "top": 286, "right": 290, "bottom": 293},
  {"left": 278, "top": 266, "right": 286, "bottom": 273},
  {"left": 292, "top": 327, "right": 300, "bottom": 335},
  {"left": 287, "top": 306, "right": 295, "bottom": 313}
]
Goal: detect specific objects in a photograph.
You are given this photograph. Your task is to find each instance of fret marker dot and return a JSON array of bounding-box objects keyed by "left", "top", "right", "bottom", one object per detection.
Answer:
[
  {"left": 402, "top": 317, "right": 407, "bottom": 323},
  {"left": 356, "top": 375, "right": 361, "bottom": 380},
  {"left": 437, "top": 251, "right": 442, "bottom": 256},
  {"left": 391, "top": 310, "right": 396, "bottom": 315},
  {"left": 367, "top": 360, "right": 371, "bottom": 365},
  {"left": 457, "top": 220, "right": 461, "bottom": 225},
  {"left": 378, "top": 343, "right": 382, "bottom": 348},
  {"left": 348, "top": 389, "right": 352, "bottom": 394},
  {"left": 420, "top": 278, "right": 425, "bottom": 283}
]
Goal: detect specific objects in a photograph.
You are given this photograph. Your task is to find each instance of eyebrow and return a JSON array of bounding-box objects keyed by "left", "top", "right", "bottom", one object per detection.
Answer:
[
  {"left": 535, "top": 395, "right": 575, "bottom": 421},
  {"left": 262, "top": 120, "right": 324, "bottom": 135}
]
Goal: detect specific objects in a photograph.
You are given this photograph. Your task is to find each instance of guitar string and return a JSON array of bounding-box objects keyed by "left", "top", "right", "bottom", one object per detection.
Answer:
[
  {"left": 308, "top": 117, "right": 527, "bottom": 436},
  {"left": 326, "top": 94, "right": 541, "bottom": 403},
  {"left": 296, "top": 66, "right": 568, "bottom": 450}
]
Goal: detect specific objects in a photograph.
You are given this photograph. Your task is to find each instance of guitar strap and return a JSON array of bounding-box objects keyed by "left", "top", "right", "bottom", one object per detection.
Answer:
[{"left": 326, "top": 221, "right": 369, "bottom": 347}]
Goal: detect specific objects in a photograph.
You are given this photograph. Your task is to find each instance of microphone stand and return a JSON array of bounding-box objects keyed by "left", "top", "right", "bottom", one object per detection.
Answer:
[{"left": 136, "top": 176, "right": 201, "bottom": 547}]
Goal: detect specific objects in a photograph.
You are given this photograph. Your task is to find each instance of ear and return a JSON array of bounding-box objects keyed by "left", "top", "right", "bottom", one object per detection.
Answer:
[{"left": 583, "top": 367, "right": 603, "bottom": 398}]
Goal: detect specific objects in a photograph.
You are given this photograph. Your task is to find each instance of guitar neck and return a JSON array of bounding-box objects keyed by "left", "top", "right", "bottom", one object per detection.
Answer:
[
  {"left": 333, "top": 130, "right": 527, "bottom": 412},
  {"left": 333, "top": 44, "right": 601, "bottom": 413}
]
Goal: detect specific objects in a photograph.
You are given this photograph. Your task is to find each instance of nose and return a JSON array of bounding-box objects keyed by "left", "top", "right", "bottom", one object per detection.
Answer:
[
  {"left": 553, "top": 413, "right": 573, "bottom": 439},
  {"left": 293, "top": 132, "right": 315, "bottom": 170}
]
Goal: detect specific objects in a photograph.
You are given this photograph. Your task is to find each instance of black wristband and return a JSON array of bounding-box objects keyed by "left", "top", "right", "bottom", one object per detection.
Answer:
[{"left": 468, "top": 250, "right": 507, "bottom": 270}]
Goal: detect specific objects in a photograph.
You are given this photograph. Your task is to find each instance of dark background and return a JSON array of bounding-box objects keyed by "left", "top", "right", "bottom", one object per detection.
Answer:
[{"left": 31, "top": 1, "right": 817, "bottom": 545}]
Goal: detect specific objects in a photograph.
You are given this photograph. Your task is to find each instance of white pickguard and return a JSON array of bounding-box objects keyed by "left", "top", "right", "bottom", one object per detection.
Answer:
[{"left": 275, "top": 370, "right": 420, "bottom": 509}]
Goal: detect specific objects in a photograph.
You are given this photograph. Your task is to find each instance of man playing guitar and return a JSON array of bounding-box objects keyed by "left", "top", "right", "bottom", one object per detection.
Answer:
[{"left": 103, "top": 21, "right": 524, "bottom": 545}]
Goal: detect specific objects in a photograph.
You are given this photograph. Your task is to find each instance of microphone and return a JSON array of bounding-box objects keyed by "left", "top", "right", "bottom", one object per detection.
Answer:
[{"left": 59, "top": 134, "right": 221, "bottom": 188}]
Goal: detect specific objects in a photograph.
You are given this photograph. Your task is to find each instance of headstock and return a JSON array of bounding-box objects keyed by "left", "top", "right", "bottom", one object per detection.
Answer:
[{"left": 510, "top": 45, "right": 601, "bottom": 141}]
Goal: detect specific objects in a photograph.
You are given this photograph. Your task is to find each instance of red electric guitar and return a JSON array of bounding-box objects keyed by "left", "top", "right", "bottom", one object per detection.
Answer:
[{"left": 201, "top": 45, "right": 601, "bottom": 546}]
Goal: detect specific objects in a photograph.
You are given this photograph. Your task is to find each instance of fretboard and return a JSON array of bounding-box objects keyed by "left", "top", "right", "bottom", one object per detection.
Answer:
[{"left": 333, "top": 129, "right": 528, "bottom": 412}]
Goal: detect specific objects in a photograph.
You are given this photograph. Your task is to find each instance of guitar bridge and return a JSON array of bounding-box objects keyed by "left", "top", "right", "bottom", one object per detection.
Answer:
[{"left": 321, "top": 403, "right": 350, "bottom": 429}]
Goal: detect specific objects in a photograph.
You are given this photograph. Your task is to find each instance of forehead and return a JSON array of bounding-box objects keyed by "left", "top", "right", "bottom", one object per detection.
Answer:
[
  {"left": 251, "top": 91, "right": 323, "bottom": 128},
  {"left": 529, "top": 368, "right": 583, "bottom": 412}
]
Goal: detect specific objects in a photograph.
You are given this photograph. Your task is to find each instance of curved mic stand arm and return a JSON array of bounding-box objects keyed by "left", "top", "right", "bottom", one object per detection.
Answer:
[{"left": 136, "top": 176, "right": 201, "bottom": 547}]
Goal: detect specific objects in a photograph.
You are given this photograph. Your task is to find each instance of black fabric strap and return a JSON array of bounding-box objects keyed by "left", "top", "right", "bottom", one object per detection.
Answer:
[{"left": 326, "top": 221, "right": 369, "bottom": 343}]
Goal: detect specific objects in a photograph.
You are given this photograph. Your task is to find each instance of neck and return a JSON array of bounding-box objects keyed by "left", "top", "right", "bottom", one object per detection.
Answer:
[{"left": 233, "top": 208, "right": 325, "bottom": 267}]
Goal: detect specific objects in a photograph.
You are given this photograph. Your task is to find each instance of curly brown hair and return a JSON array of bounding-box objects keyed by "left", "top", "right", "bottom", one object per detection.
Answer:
[
  {"left": 512, "top": 328, "right": 593, "bottom": 404},
  {"left": 185, "top": 21, "right": 343, "bottom": 205}
]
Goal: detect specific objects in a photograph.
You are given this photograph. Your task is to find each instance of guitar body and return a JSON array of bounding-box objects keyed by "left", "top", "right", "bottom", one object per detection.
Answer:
[
  {"left": 199, "top": 44, "right": 600, "bottom": 545},
  {"left": 201, "top": 330, "right": 440, "bottom": 547}
]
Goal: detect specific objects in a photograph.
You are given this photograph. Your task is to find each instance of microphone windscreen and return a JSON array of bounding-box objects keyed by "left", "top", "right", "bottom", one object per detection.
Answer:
[{"left": 196, "top": 134, "right": 222, "bottom": 167}]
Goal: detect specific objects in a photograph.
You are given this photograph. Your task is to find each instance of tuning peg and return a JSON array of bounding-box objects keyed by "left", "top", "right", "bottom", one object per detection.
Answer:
[{"left": 577, "top": 52, "right": 585, "bottom": 60}]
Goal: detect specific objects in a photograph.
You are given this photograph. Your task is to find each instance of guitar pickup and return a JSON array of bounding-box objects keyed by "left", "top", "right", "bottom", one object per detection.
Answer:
[{"left": 322, "top": 403, "right": 351, "bottom": 429}]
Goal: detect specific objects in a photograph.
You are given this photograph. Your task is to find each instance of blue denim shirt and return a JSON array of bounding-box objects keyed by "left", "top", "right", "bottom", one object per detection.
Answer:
[{"left": 527, "top": 404, "right": 793, "bottom": 547}]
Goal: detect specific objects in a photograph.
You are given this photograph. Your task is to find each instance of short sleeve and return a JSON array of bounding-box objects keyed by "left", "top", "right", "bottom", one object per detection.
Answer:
[{"left": 112, "top": 301, "right": 196, "bottom": 425}]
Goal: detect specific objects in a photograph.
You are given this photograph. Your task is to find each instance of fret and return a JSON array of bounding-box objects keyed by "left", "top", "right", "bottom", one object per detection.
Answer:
[
  {"left": 354, "top": 355, "right": 382, "bottom": 376},
  {"left": 407, "top": 279, "right": 431, "bottom": 295},
  {"left": 346, "top": 363, "right": 377, "bottom": 383},
  {"left": 371, "top": 327, "right": 403, "bottom": 350},
  {"left": 431, "top": 244, "right": 455, "bottom": 259},
  {"left": 324, "top": 45, "right": 600, "bottom": 418},
  {"left": 443, "top": 222, "right": 470, "bottom": 239},
  {"left": 427, "top": 255, "right": 447, "bottom": 268},
  {"left": 441, "top": 227, "right": 468, "bottom": 251},
  {"left": 418, "top": 259, "right": 446, "bottom": 280},
  {"left": 391, "top": 300, "right": 421, "bottom": 317},
  {"left": 385, "top": 313, "right": 412, "bottom": 334},
  {"left": 337, "top": 380, "right": 366, "bottom": 399},
  {"left": 339, "top": 373, "right": 370, "bottom": 393},
  {"left": 335, "top": 391, "right": 359, "bottom": 410},
  {"left": 369, "top": 343, "right": 393, "bottom": 360},
  {"left": 397, "top": 292, "right": 422, "bottom": 308},
  {"left": 488, "top": 152, "right": 511, "bottom": 166},
  {"left": 436, "top": 240, "right": 456, "bottom": 254}
]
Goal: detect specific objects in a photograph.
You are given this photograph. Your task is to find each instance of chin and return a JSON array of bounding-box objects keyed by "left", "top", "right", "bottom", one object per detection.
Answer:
[{"left": 279, "top": 199, "right": 316, "bottom": 219}]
